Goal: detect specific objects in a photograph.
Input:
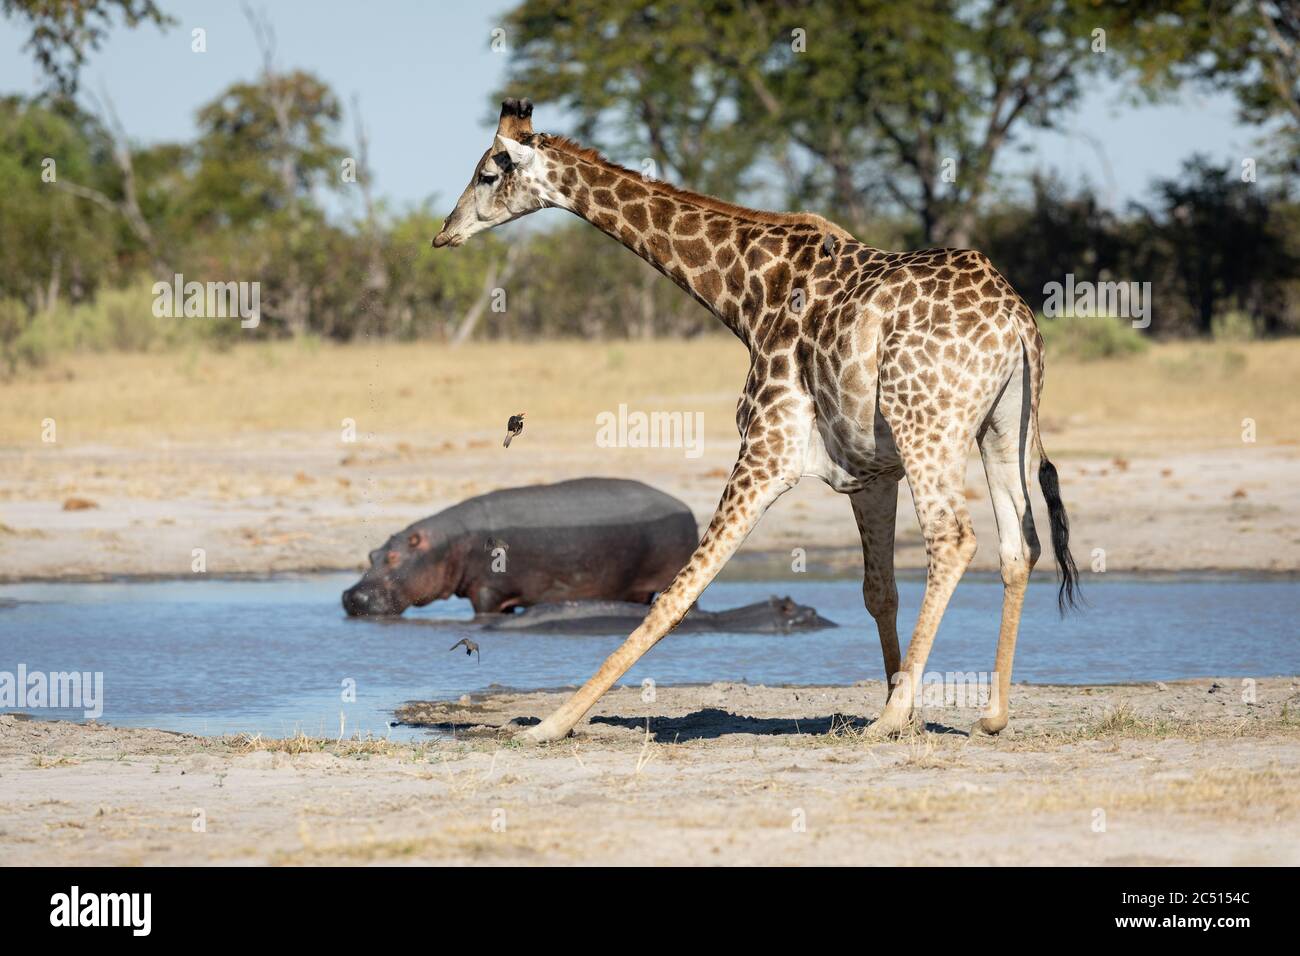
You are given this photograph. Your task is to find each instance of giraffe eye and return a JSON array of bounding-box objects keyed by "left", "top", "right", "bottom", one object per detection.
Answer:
[{"left": 478, "top": 171, "right": 498, "bottom": 186}]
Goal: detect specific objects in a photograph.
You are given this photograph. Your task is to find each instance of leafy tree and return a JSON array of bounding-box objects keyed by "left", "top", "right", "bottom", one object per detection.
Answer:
[
  {"left": 0, "top": 96, "right": 119, "bottom": 309},
  {"left": 191, "top": 72, "right": 343, "bottom": 225},
  {"left": 977, "top": 173, "right": 1126, "bottom": 308},
  {"left": 1097, "top": 1, "right": 1300, "bottom": 171},
  {"left": 1, "top": 0, "right": 172, "bottom": 93},
  {"left": 498, "top": 0, "right": 757, "bottom": 198},
  {"left": 499, "top": 0, "right": 1158, "bottom": 245},
  {"left": 1133, "top": 156, "right": 1297, "bottom": 335},
  {"left": 189, "top": 71, "right": 345, "bottom": 335}
]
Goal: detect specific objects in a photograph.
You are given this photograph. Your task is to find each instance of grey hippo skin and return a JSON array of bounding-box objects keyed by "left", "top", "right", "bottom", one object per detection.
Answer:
[
  {"left": 482, "top": 596, "right": 837, "bottom": 635},
  {"left": 342, "top": 478, "right": 697, "bottom": 616}
]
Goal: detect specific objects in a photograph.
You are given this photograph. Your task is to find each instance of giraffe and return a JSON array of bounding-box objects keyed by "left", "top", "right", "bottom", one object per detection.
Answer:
[{"left": 433, "top": 99, "right": 1081, "bottom": 744}]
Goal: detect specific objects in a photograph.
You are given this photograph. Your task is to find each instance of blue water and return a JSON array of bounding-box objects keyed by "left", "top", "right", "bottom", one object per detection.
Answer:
[{"left": 1, "top": 573, "right": 1297, "bottom": 739}]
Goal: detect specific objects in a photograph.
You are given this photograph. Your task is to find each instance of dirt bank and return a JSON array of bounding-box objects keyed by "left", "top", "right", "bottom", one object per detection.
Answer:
[
  {"left": 3, "top": 437, "right": 1298, "bottom": 581},
  {"left": 2, "top": 677, "right": 1296, "bottom": 865},
  {"left": 3, "top": 339, "right": 1299, "bottom": 581}
]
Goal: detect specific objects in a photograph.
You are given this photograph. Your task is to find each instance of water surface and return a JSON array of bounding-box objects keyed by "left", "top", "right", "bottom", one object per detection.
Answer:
[{"left": 1, "top": 573, "right": 1296, "bottom": 739}]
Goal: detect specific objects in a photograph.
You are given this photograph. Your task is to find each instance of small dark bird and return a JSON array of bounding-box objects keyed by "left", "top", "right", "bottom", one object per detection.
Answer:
[
  {"left": 503, "top": 413, "right": 525, "bottom": 447},
  {"left": 449, "top": 638, "right": 480, "bottom": 662}
]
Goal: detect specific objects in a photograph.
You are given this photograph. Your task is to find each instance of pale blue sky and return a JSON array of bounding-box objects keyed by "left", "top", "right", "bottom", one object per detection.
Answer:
[{"left": 0, "top": 0, "right": 1266, "bottom": 216}]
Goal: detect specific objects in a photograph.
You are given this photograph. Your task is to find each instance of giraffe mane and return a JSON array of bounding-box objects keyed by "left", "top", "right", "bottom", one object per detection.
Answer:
[{"left": 536, "top": 134, "right": 854, "bottom": 239}]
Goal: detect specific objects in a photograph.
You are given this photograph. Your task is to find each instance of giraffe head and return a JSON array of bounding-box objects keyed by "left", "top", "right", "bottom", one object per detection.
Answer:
[{"left": 432, "top": 98, "right": 549, "bottom": 248}]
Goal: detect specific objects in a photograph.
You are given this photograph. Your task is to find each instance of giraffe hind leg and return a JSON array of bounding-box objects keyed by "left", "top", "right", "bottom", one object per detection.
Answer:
[
  {"left": 972, "top": 359, "right": 1040, "bottom": 735},
  {"left": 864, "top": 442, "right": 978, "bottom": 739}
]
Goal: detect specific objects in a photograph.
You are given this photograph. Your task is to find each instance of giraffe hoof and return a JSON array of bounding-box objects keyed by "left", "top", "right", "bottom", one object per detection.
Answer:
[
  {"left": 513, "top": 725, "right": 546, "bottom": 746},
  {"left": 513, "top": 722, "right": 565, "bottom": 745},
  {"left": 862, "top": 711, "right": 919, "bottom": 741},
  {"left": 969, "top": 717, "right": 1007, "bottom": 737}
]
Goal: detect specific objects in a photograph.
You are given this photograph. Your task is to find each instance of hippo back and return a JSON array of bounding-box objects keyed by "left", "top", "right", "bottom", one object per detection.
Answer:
[
  {"left": 459, "top": 477, "right": 693, "bottom": 534},
  {"left": 440, "top": 478, "right": 697, "bottom": 609}
]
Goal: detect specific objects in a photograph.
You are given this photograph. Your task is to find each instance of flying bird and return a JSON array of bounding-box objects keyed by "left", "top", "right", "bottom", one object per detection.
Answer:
[
  {"left": 449, "top": 638, "right": 480, "bottom": 661},
  {"left": 503, "top": 413, "right": 525, "bottom": 447}
]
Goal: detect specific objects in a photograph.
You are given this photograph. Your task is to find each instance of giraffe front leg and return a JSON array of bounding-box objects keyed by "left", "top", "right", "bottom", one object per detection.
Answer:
[
  {"left": 850, "top": 479, "right": 902, "bottom": 700},
  {"left": 516, "top": 444, "right": 801, "bottom": 744}
]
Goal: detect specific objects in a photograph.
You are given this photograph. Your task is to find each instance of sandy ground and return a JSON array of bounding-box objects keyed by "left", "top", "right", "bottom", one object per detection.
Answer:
[
  {"left": 2, "top": 678, "right": 1297, "bottom": 865},
  {"left": 3, "top": 434, "right": 1299, "bottom": 581},
  {"left": 2, "top": 341, "right": 1297, "bottom": 866},
  {"left": 3, "top": 338, "right": 1299, "bottom": 581}
]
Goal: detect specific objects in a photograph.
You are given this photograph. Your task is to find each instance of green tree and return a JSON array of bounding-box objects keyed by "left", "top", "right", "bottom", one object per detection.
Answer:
[
  {"left": 498, "top": 0, "right": 757, "bottom": 198},
  {"left": 1121, "top": 0, "right": 1300, "bottom": 168},
  {"left": 2, "top": 0, "right": 172, "bottom": 93},
  {"left": 1133, "top": 156, "right": 1297, "bottom": 335},
  {"left": 191, "top": 72, "right": 343, "bottom": 225},
  {"left": 0, "top": 96, "right": 119, "bottom": 310},
  {"left": 499, "top": 0, "right": 1155, "bottom": 245},
  {"left": 190, "top": 71, "right": 345, "bottom": 335}
]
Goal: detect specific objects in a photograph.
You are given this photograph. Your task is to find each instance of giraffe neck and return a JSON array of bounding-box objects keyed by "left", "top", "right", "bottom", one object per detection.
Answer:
[{"left": 535, "top": 138, "right": 849, "bottom": 346}]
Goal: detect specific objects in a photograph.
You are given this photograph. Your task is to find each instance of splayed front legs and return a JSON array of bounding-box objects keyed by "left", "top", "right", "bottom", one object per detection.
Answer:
[{"left": 516, "top": 447, "right": 799, "bottom": 744}]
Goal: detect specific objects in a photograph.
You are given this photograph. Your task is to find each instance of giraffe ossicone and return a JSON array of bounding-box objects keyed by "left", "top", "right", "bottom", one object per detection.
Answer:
[{"left": 433, "top": 99, "right": 1081, "bottom": 744}]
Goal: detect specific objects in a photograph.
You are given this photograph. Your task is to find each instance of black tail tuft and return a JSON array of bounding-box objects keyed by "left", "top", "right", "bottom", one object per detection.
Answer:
[{"left": 1039, "top": 457, "right": 1081, "bottom": 615}]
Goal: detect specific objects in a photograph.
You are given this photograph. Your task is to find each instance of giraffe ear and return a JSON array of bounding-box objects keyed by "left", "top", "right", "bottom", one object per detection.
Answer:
[{"left": 493, "top": 134, "right": 534, "bottom": 169}]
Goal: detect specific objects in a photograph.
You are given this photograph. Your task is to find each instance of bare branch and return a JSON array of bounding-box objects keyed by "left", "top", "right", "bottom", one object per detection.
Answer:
[{"left": 452, "top": 245, "right": 524, "bottom": 347}]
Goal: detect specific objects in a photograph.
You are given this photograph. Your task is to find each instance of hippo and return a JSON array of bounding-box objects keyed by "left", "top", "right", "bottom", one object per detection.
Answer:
[
  {"left": 342, "top": 478, "right": 697, "bottom": 617},
  {"left": 480, "top": 595, "right": 837, "bottom": 635}
]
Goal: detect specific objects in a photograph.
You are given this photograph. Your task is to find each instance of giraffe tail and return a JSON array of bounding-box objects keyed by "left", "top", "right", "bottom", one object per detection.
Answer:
[
  {"left": 1021, "top": 311, "right": 1082, "bottom": 615},
  {"left": 1038, "top": 455, "right": 1081, "bottom": 614}
]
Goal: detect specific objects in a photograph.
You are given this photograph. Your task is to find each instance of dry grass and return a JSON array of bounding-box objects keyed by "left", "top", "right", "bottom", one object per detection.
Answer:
[
  {"left": 3, "top": 337, "right": 1297, "bottom": 453},
  {"left": 0, "top": 339, "right": 748, "bottom": 446},
  {"left": 225, "top": 730, "right": 439, "bottom": 761},
  {"left": 271, "top": 815, "right": 575, "bottom": 865},
  {"left": 1043, "top": 339, "right": 1300, "bottom": 453},
  {"left": 832, "top": 765, "right": 1300, "bottom": 819},
  {"left": 807, "top": 697, "right": 1300, "bottom": 758},
  {"left": 990, "top": 701, "right": 1300, "bottom": 751}
]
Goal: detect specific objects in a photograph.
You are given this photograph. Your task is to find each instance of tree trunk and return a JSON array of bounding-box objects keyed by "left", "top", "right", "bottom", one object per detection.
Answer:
[
  {"left": 638, "top": 268, "right": 656, "bottom": 338},
  {"left": 452, "top": 246, "right": 523, "bottom": 347}
]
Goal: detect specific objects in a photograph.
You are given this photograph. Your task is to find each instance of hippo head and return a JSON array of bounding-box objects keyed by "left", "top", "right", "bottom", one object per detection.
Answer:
[
  {"left": 342, "top": 527, "right": 459, "bottom": 617},
  {"left": 766, "top": 596, "right": 838, "bottom": 633}
]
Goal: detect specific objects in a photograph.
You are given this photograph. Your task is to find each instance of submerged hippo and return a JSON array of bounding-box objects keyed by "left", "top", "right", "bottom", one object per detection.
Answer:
[
  {"left": 481, "top": 595, "right": 837, "bottom": 635},
  {"left": 342, "top": 478, "right": 697, "bottom": 617}
]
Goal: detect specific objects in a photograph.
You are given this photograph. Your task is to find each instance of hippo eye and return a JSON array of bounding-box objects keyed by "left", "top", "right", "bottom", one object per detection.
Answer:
[{"left": 408, "top": 533, "right": 422, "bottom": 548}]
